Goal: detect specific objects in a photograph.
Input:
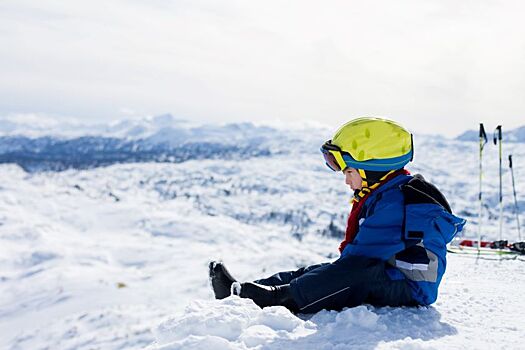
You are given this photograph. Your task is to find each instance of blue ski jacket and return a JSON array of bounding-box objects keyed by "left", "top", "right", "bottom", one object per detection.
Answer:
[{"left": 341, "top": 173, "right": 466, "bottom": 305}]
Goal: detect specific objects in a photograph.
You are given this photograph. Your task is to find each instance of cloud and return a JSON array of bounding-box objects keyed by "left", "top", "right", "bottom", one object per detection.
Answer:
[{"left": 1, "top": 0, "right": 525, "bottom": 136}]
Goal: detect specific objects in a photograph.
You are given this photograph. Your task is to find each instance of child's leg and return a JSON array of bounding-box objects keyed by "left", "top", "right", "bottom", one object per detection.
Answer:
[
  {"left": 253, "top": 263, "right": 329, "bottom": 286},
  {"left": 290, "top": 255, "right": 414, "bottom": 313}
]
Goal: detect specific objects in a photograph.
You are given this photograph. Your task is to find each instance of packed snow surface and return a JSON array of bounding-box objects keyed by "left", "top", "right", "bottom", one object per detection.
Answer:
[{"left": 0, "top": 118, "right": 524, "bottom": 349}]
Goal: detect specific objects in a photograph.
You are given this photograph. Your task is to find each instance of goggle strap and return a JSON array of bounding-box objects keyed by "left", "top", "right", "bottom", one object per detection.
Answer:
[{"left": 331, "top": 150, "right": 347, "bottom": 172}]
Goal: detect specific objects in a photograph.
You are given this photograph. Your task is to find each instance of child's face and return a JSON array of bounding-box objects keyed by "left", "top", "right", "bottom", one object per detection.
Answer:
[{"left": 343, "top": 167, "right": 363, "bottom": 190}]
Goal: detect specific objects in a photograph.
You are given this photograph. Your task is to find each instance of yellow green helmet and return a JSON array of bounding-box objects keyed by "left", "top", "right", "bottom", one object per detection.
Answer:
[{"left": 321, "top": 117, "right": 413, "bottom": 171}]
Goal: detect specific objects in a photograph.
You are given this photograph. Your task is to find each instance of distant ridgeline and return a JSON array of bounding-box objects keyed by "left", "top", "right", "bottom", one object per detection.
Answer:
[
  {"left": 0, "top": 136, "right": 276, "bottom": 172},
  {"left": 0, "top": 114, "right": 307, "bottom": 172},
  {"left": 456, "top": 125, "right": 525, "bottom": 142}
]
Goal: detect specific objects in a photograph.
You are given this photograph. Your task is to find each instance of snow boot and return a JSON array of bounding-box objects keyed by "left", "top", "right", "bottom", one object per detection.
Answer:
[
  {"left": 233, "top": 282, "right": 299, "bottom": 312},
  {"left": 209, "top": 261, "right": 237, "bottom": 299}
]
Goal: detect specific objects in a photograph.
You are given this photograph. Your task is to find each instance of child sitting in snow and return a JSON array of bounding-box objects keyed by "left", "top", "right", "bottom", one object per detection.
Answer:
[{"left": 209, "top": 117, "right": 466, "bottom": 313}]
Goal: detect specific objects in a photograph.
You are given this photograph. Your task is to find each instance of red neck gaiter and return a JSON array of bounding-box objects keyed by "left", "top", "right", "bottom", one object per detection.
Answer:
[{"left": 338, "top": 169, "right": 411, "bottom": 254}]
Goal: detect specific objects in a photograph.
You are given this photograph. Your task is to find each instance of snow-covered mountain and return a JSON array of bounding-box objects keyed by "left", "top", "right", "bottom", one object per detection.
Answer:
[
  {"left": 456, "top": 124, "right": 525, "bottom": 142},
  {"left": 0, "top": 114, "right": 328, "bottom": 172},
  {"left": 0, "top": 116, "right": 524, "bottom": 349}
]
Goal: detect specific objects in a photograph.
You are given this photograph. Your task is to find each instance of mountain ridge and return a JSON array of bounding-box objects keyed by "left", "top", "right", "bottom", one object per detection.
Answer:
[{"left": 456, "top": 125, "right": 525, "bottom": 142}]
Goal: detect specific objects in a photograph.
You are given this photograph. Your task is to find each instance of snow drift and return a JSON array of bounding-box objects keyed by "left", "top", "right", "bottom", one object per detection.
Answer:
[{"left": 148, "top": 297, "right": 456, "bottom": 350}]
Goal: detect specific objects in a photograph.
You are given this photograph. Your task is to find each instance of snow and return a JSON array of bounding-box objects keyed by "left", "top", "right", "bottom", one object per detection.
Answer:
[
  {"left": 0, "top": 118, "right": 524, "bottom": 349},
  {"left": 150, "top": 274, "right": 524, "bottom": 349},
  {"left": 150, "top": 270, "right": 525, "bottom": 350}
]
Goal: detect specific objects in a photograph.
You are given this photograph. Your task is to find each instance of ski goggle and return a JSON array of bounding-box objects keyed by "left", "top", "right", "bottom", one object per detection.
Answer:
[{"left": 321, "top": 140, "right": 348, "bottom": 172}]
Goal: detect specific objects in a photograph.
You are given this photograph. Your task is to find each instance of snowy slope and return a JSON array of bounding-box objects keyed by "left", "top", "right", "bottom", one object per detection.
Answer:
[{"left": 0, "top": 118, "right": 524, "bottom": 349}]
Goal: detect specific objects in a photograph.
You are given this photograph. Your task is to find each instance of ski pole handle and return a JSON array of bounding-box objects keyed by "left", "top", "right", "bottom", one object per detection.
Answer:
[
  {"left": 509, "top": 155, "right": 513, "bottom": 168},
  {"left": 480, "top": 123, "right": 486, "bottom": 139},
  {"left": 493, "top": 125, "right": 502, "bottom": 145},
  {"left": 480, "top": 123, "right": 487, "bottom": 150}
]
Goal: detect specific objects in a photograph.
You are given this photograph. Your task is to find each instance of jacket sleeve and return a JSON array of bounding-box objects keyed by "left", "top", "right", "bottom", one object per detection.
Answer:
[{"left": 341, "top": 191, "right": 406, "bottom": 260}]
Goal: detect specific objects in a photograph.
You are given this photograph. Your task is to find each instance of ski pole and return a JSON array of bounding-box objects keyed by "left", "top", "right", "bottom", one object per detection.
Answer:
[
  {"left": 478, "top": 123, "right": 488, "bottom": 251},
  {"left": 493, "top": 125, "right": 503, "bottom": 241},
  {"left": 509, "top": 155, "right": 521, "bottom": 240}
]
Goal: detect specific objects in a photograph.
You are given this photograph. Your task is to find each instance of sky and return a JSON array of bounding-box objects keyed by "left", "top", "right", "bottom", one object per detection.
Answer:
[{"left": 1, "top": 0, "right": 524, "bottom": 137}]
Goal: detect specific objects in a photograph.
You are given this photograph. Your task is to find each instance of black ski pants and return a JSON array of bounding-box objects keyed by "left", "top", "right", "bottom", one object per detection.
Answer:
[{"left": 254, "top": 255, "right": 416, "bottom": 314}]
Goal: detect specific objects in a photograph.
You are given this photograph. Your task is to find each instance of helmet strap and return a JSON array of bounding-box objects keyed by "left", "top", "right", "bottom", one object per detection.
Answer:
[
  {"left": 352, "top": 169, "right": 396, "bottom": 203},
  {"left": 358, "top": 169, "right": 368, "bottom": 188}
]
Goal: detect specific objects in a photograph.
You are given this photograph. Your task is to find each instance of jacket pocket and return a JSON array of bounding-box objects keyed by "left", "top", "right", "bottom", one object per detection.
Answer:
[
  {"left": 433, "top": 212, "right": 467, "bottom": 243},
  {"left": 404, "top": 203, "right": 466, "bottom": 244}
]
